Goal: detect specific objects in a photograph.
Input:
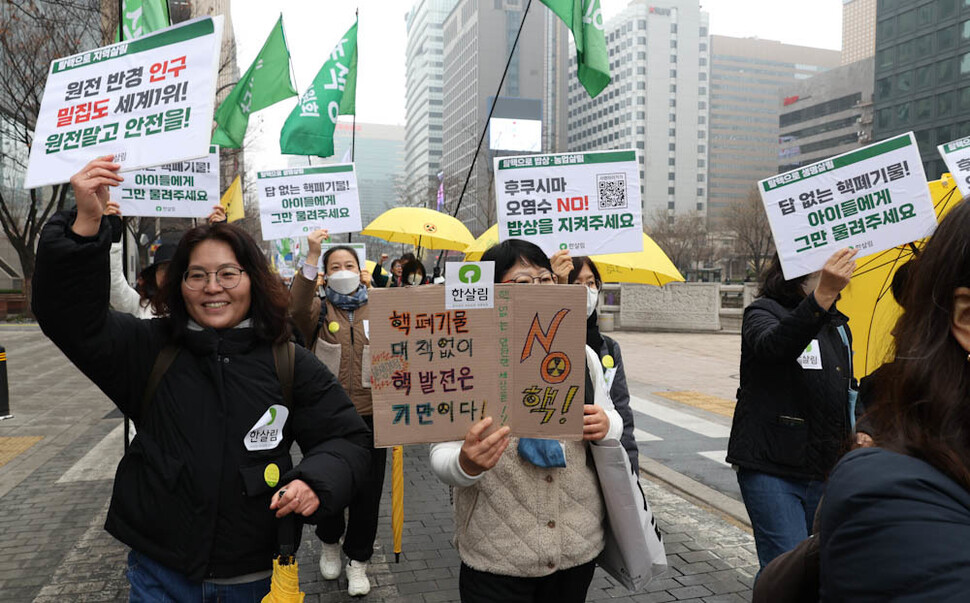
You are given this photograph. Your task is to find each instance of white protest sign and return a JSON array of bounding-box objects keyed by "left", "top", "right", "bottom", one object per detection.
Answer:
[
  {"left": 759, "top": 132, "right": 936, "bottom": 280},
  {"left": 320, "top": 242, "right": 366, "bottom": 268},
  {"left": 937, "top": 136, "right": 970, "bottom": 197},
  {"left": 111, "top": 145, "right": 219, "bottom": 217},
  {"left": 445, "top": 262, "right": 495, "bottom": 310},
  {"left": 24, "top": 17, "right": 223, "bottom": 189},
  {"left": 494, "top": 150, "right": 643, "bottom": 256},
  {"left": 257, "top": 163, "right": 362, "bottom": 241}
]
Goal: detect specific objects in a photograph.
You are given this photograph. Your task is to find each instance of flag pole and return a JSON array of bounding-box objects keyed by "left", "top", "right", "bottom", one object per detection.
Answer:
[
  {"left": 440, "top": 0, "right": 532, "bottom": 273},
  {"left": 118, "top": 0, "right": 132, "bottom": 454},
  {"left": 348, "top": 7, "right": 358, "bottom": 244}
]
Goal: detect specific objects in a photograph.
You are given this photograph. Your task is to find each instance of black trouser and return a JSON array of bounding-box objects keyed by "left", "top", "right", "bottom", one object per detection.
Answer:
[
  {"left": 315, "top": 415, "right": 387, "bottom": 563},
  {"left": 458, "top": 560, "right": 596, "bottom": 603}
]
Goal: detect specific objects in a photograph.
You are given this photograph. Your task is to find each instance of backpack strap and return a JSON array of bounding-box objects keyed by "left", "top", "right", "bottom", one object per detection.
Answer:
[
  {"left": 273, "top": 341, "right": 296, "bottom": 408},
  {"left": 310, "top": 297, "right": 329, "bottom": 346},
  {"left": 140, "top": 345, "right": 180, "bottom": 421}
]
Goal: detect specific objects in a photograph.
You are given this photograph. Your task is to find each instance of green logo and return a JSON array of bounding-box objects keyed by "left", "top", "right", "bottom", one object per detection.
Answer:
[
  {"left": 805, "top": 343, "right": 813, "bottom": 353},
  {"left": 560, "top": 243, "right": 568, "bottom": 250},
  {"left": 458, "top": 264, "right": 481, "bottom": 284},
  {"left": 267, "top": 407, "right": 277, "bottom": 425},
  {"left": 155, "top": 206, "right": 163, "bottom": 212}
]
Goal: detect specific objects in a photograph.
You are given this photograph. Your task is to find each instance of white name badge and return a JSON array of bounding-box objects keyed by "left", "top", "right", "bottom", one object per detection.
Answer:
[
  {"left": 796, "top": 340, "right": 823, "bottom": 370},
  {"left": 244, "top": 404, "right": 289, "bottom": 451}
]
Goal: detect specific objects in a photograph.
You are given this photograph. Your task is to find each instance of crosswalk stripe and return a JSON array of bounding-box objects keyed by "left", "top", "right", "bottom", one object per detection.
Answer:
[
  {"left": 57, "top": 422, "right": 133, "bottom": 483},
  {"left": 697, "top": 450, "right": 731, "bottom": 468},
  {"left": 634, "top": 428, "right": 662, "bottom": 442},
  {"left": 629, "top": 395, "right": 731, "bottom": 439}
]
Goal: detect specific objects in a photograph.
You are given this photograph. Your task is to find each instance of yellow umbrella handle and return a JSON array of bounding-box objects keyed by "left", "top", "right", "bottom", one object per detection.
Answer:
[{"left": 392, "top": 445, "right": 405, "bottom": 563}]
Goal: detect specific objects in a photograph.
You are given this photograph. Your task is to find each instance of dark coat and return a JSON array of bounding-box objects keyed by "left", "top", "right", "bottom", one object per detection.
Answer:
[
  {"left": 32, "top": 211, "right": 372, "bottom": 581},
  {"left": 598, "top": 336, "right": 639, "bottom": 473},
  {"left": 819, "top": 448, "right": 970, "bottom": 601},
  {"left": 726, "top": 293, "right": 853, "bottom": 480}
]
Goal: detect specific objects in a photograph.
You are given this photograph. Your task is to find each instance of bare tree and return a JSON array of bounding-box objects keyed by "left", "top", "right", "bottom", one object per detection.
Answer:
[
  {"left": 646, "top": 210, "right": 712, "bottom": 276},
  {"left": 724, "top": 187, "right": 774, "bottom": 279}
]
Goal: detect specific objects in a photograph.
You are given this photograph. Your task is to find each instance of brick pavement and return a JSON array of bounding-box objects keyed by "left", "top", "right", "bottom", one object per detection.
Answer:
[{"left": 0, "top": 327, "right": 757, "bottom": 602}]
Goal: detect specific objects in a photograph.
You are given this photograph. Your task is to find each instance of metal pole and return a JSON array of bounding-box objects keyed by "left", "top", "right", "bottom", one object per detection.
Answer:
[
  {"left": 118, "top": 0, "right": 132, "bottom": 452},
  {"left": 348, "top": 7, "right": 358, "bottom": 245}
]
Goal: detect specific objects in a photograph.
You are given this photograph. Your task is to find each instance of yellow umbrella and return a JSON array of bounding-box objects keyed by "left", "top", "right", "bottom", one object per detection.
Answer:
[
  {"left": 840, "top": 174, "right": 962, "bottom": 379},
  {"left": 262, "top": 557, "right": 305, "bottom": 603},
  {"left": 391, "top": 445, "right": 404, "bottom": 562},
  {"left": 361, "top": 207, "right": 475, "bottom": 251},
  {"left": 364, "top": 259, "right": 376, "bottom": 274},
  {"left": 463, "top": 224, "right": 499, "bottom": 261},
  {"left": 590, "top": 233, "right": 685, "bottom": 286}
]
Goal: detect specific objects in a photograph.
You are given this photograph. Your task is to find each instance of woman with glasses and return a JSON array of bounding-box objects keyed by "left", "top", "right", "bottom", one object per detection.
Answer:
[
  {"left": 32, "top": 157, "right": 371, "bottom": 600},
  {"left": 568, "top": 257, "right": 639, "bottom": 474},
  {"left": 289, "top": 228, "right": 383, "bottom": 597},
  {"left": 429, "top": 239, "right": 622, "bottom": 603}
]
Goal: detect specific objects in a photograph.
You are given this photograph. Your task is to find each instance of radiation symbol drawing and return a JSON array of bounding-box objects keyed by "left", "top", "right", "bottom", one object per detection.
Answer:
[
  {"left": 424, "top": 223, "right": 437, "bottom": 233},
  {"left": 542, "top": 352, "right": 571, "bottom": 384}
]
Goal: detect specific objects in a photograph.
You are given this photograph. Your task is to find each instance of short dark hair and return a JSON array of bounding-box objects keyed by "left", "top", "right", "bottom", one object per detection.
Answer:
[
  {"left": 568, "top": 256, "right": 603, "bottom": 285},
  {"left": 153, "top": 222, "right": 291, "bottom": 344},
  {"left": 480, "top": 239, "right": 552, "bottom": 283},
  {"left": 321, "top": 245, "right": 361, "bottom": 272},
  {"left": 757, "top": 252, "right": 808, "bottom": 308},
  {"left": 401, "top": 259, "right": 426, "bottom": 283},
  {"left": 399, "top": 252, "right": 417, "bottom": 263}
]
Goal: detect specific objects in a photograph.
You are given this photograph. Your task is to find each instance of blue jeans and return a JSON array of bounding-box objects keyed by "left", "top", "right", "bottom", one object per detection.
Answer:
[
  {"left": 736, "top": 469, "right": 825, "bottom": 574},
  {"left": 127, "top": 550, "right": 271, "bottom": 602}
]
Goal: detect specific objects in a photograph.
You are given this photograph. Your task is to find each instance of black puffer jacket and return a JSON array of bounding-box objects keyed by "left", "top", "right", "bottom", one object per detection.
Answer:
[
  {"left": 820, "top": 448, "right": 970, "bottom": 601},
  {"left": 32, "top": 211, "right": 372, "bottom": 581},
  {"left": 726, "top": 293, "right": 852, "bottom": 480}
]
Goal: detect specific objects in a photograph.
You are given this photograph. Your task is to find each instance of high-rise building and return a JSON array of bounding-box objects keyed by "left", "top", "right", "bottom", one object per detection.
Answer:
[
  {"left": 441, "top": 0, "right": 547, "bottom": 236},
  {"left": 327, "top": 122, "right": 406, "bottom": 226},
  {"left": 404, "top": 0, "right": 458, "bottom": 210},
  {"left": 565, "top": 0, "right": 708, "bottom": 223},
  {"left": 707, "top": 36, "right": 840, "bottom": 227},
  {"left": 872, "top": 0, "right": 970, "bottom": 180},
  {"left": 778, "top": 59, "right": 875, "bottom": 173},
  {"left": 842, "top": 0, "right": 877, "bottom": 65}
]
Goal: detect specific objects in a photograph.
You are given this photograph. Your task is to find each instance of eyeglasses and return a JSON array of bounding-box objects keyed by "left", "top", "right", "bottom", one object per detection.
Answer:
[
  {"left": 502, "top": 272, "right": 557, "bottom": 285},
  {"left": 579, "top": 279, "right": 603, "bottom": 291},
  {"left": 183, "top": 267, "right": 245, "bottom": 290}
]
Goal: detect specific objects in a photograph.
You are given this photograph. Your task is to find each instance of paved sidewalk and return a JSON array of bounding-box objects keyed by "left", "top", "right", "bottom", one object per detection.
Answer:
[{"left": 0, "top": 328, "right": 757, "bottom": 602}]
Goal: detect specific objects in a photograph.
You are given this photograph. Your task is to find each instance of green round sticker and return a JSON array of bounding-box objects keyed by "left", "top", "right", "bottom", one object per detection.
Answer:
[{"left": 264, "top": 463, "right": 280, "bottom": 488}]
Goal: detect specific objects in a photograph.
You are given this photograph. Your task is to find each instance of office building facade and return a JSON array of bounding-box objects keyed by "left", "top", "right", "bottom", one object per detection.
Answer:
[{"left": 842, "top": 0, "right": 877, "bottom": 65}]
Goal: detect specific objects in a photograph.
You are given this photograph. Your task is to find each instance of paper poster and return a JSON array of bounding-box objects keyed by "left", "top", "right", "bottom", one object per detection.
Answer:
[
  {"left": 24, "top": 17, "right": 223, "bottom": 189},
  {"left": 937, "top": 135, "right": 970, "bottom": 197},
  {"left": 445, "top": 261, "right": 494, "bottom": 310},
  {"left": 493, "top": 150, "right": 643, "bottom": 256},
  {"left": 257, "top": 163, "right": 362, "bottom": 240},
  {"left": 111, "top": 145, "right": 219, "bottom": 217},
  {"left": 759, "top": 132, "right": 937, "bottom": 280},
  {"left": 369, "top": 285, "right": 586, "bottom": 447}
]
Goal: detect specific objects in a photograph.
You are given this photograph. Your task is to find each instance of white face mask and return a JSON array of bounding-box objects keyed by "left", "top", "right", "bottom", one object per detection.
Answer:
[
  {"left": 327, "top": 270, "right": 360, "bottom": 295},
  {"left": 586, "top": 285, "right": 599, "bottom": 318}
]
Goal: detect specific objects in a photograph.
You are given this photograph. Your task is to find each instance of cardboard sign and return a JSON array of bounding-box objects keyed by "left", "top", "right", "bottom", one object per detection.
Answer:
[
  {"left": 494, "top": 150, "right": 643, "bottom": 256},
  {"left": 937, "top": 136, "right": 970, "bottom": 197},
  {"left": 257, "top": 163, "right": 362, "bottom": 240},
  {"left": 24, "top": 17, "right": 223, "bottom": 189},
  {"left": 759, "top": 132, "right": 937, "bottom": 280},
  {"left": 445, "top": 261, "right": 494, "bottom": 310},
  {"left": 369, "top": 285, "right": 586, "bottom": 447},
  {"left": 111, "top": 145, "right": 219, "bottom": 217}
]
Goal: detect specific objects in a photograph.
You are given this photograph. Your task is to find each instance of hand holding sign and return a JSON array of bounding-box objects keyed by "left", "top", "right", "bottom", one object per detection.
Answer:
[
  {"left": 305, "top": 229, "right": 331, "bottom": 266},
  {"left": 814, "top": 248, "right": 858, "bottom": 311},
  {"left": 583, "top": 404, "right": 610, "bottom": 441},
  {"left": 458, "top": 417, "right": 511, "bottom": 477},
  {"left": 70, "top": 156, "right": 123, "bottom": 237},
  {"left": 550, "top": 249, "right": 572, "bottom": 284}
]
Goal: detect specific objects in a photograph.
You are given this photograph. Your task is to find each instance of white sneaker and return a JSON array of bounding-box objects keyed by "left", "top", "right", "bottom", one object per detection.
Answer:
[
  {"left": 346, "top": 560, "right": 371, "bottom": 597},
  {"left": 319, "top": 542, "right": 342, "bottom": 580}
]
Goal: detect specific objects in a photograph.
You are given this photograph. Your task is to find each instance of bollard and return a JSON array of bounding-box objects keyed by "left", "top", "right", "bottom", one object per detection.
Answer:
[{"left": 0, "top": 345, "right": 10, "bottom": 420}]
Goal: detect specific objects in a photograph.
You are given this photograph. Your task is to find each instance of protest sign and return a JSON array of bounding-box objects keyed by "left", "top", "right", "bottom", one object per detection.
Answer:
[
  {"left": 937, "top": 136, "right": 970, "bottom": 198},
  {"left": 369, "top": 285, "right": 586, "bottom": 447},
  {"left": 257, "top": 164, "right": 362, "bottom": 241},
  {"left": 24, "top": 17, "right": 223, "bottom": 189},
  {"left": 445, "top": 262, "right": 494, "bottom": 310},
  {"left": 493, "top": 150, "right": 643, "bottom": 256},
  {"left": 759, "top": 132, "right": 936, "bottom": 280},
  {"left": 111, "top": 145, "right": 219, "bottom": 217}
]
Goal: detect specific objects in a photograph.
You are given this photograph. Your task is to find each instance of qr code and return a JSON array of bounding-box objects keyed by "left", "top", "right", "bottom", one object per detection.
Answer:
[{"left": 597, "top": 173, "right": 627, "bottom": 210}]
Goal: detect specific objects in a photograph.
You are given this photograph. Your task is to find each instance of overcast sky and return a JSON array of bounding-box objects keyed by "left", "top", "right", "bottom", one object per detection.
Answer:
[{"left": 232, "top": 0, "right": 843, "bottom": 168}]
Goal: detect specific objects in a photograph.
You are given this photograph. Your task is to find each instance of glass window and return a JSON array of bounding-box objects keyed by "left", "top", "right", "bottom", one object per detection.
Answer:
[
  {"left": 959, "top": 120, "right": 970, "bottom": 138},
  {"left": 916, "top": 33, "right": 933, "bottom": 56},
  {"left": 940, "top": 0, "right": 957, "bottom": 19},
  {"left": 939, "top": 25, "right": 958, "bottom": 51},
  {"left": 898, "top": 70, "right": 913, "bottom": 93},
  {"left": 898, "top": 9, "right": 917, "bottom": 34},
  {"left": 962, "top": 51, "right": 970, "bottom": 75},
  {"left": 939, "top": 90, "right": 957, "bottom": 116},
  {"left": 877, "top": 107, "right": 893, "bottom": 129},
  {"left": 936, "top": 125, "right": 953, "bottom": 143},
  {"left": 897, "top": 102, "right": 911, "bottom": 125},
  {"left": 915, "top": 129, "right": 931, "bottom": 145},
  {"left": 960, "top": 87, "right": 970, "bottom": 111},
  {"left": 877, "top": 77, "right": 893, "bottom": 99},
  {"left": 940, "top": 57, "right": 957, "bottom": 81},
  {"left": 877, "top": 18, "right": 895, "bottom": 42},
  {"left": 916, "top": 97, "right": 933, "bottom": 120},
  {"left": 918, "top": 4, "right": 934, "bottom": 25},
  {"left": 877, "top": 48, "right": 894, "bottom": 70},
  {"left": 963, "top": 20, "right": 970, "bottom": 41},
  {"left": 917, "top": 64, "right": 934, "bottom": 87},
  {"left": 898, "top": 40, "right": 915, "bottom": 64}
]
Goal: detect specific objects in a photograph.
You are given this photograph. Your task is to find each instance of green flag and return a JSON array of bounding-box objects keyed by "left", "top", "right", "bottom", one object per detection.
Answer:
[
  {"left": 540, "top": 0, "right": 611, "bottom": 97},
  {"left": 212, "top": 16, "right": 297, "bottom": 148},
  {"left": 280, "top": 20, "right": 358, "bottom": 157},
  {"left": 117, "top": 0, "right": 170, "bottom": 40}
]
